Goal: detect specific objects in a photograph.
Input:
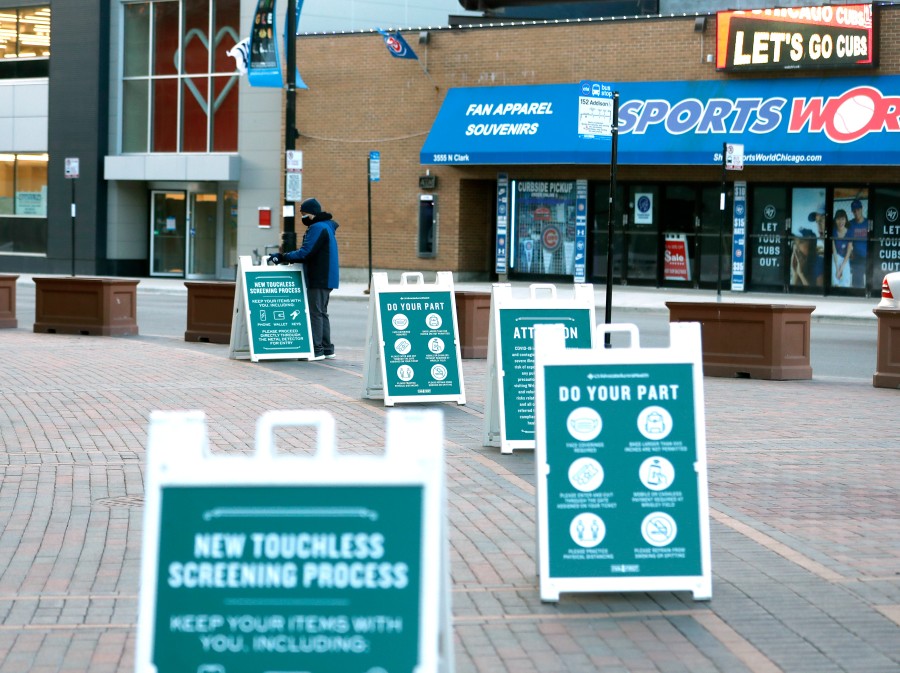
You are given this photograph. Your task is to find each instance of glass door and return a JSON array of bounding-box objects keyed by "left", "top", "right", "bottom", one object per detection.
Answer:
[
  {"left": 150, "top": 190, "right": 187, "bottom": 276},
  {"left": 660, "top": 185, "right": 698, "bottom": 287},
  {"left": 187, "top": 191, "right": 218, "bottom": 278}
]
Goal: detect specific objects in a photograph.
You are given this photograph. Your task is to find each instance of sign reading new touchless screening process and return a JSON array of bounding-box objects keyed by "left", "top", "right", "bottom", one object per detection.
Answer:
[
  {"left": 533, "top": 323, "right": 712, "bottom": 602},
  {"left": 363, "top": 272, "right": 466, "bottom": 406},
  {"left": 135, "top": 409, "right": 452, "bottom": 673},
  {"left": 229, "top": 256, "right": 315, "bottom": 362},
  {"left": 483, "top": 284, "right": 595, "bottom": 454}
]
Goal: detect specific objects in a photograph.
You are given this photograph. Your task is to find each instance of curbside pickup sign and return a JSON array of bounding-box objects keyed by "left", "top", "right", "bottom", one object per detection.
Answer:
[{"left": 135, "top": 409, "right": 451, "bottom": 673}]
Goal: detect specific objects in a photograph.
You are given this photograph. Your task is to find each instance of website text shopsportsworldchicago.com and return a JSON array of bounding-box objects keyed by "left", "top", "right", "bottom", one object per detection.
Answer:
[{"left": 712, "top": 151, "right": 824, "bottom": 165}]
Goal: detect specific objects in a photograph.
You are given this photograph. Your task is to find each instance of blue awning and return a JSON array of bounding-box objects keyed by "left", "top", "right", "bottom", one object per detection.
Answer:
[{"left": 420, "top": 76, "right": 900, "bottom": 167}]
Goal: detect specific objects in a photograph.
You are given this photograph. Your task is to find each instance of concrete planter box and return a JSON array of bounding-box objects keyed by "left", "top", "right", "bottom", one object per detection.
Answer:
[
  {"left": 33, "top": 277, "right": 139, "bottom": 336},
  {"left": 0, "top": 274, "right": 18, "bottom": 328},
  {"left": 667, "top": 301, "right": 814, "bottom": 380},
  {"left": 185, "top": 281, "right": 236, "bottom": 344},
  {"left": 455, "top": 291, "right": 492, "bottom": 359},
  {"left": 873, "top": 307, "right": 900, "bottom": 389}
]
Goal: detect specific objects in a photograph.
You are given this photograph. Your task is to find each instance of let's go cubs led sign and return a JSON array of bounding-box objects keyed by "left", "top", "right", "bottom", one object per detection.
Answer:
[{"left": 716, "top": 4, "right": 876, "bottom": 72}]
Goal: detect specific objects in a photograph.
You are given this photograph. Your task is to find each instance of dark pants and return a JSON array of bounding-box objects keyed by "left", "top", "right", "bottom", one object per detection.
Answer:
[{"left": 307, "top": 287, "right": 333, "bottom": 355}]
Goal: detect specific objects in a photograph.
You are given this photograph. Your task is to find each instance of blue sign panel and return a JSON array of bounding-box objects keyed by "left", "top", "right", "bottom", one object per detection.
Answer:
[{"left": 420, "top": 75, "right": 900, "bottom": 166}]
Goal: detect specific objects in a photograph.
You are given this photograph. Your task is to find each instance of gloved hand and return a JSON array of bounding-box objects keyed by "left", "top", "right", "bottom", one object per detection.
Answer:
[{"left": 267, "top": 253, "right": 285, "bottom": 265}]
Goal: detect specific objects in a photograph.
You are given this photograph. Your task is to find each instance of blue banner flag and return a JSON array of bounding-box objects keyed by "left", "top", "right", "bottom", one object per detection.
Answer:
[
  {"left": 377, "top": 29, "right": 418, "bottom": 60},
  {"left": 249, "top": 0, "right": 282, "bottom": 88}
]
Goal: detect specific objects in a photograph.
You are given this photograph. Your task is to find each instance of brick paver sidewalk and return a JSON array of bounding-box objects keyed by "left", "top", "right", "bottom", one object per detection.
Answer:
[{"left": 0, "top": 330, "right": 898, "bottom": 672}]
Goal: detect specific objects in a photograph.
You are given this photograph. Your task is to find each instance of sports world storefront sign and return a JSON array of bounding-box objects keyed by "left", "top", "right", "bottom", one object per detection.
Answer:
[
  {"left": 616, "top": 75, "right": 900, "bottom": 166},
  {"left": 420, "top": 75, "right": 900, "bottom": 167}
]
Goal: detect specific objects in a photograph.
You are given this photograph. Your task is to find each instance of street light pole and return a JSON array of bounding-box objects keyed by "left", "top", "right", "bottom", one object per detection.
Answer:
[{"left": 282, "top": 0, "right": 298, "bottom": 253}]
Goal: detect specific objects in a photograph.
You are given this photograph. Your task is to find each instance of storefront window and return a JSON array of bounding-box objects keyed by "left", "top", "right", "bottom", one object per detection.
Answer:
[
  {"left": 122, "top": 0, "right": 240, "bottom": 153},
  {"left": 590, "top": 183, "right": 624, "bottom": 282},
  {"left": 748, "top": 187, "right": 788, "bottom": 290},
  {"left": 789, "top": 187, "right": 827, "bottom": 291},
  {"left": 697, "top": 186, "right": 732, "bottom": 287},
  {"left": 871, "top": 188, "right": 900, "bottom": 291},
  {"left": 0, "top": 6, "right": 50, "bottom": 78},
  {"left": 0, "top": 153, "right": 48, "bottom": 253},
  {"left": 832, "top": 187, "right": 870, "bottom": 292},
  {"left": 510, "top": 180, "right": 577, "bottom": 276},
  {"left": 624, "top": 186, "right": 658, "bottom": 283}
]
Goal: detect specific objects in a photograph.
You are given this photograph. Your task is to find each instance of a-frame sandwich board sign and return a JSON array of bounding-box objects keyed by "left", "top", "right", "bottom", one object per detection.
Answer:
[
  {"left": 533, "top": 322, "right": 712, "bottom": 603},
  {"left": 483, "top": 283, "right": 595, "bottom": 454},
  {"left": 228, "top": 255, "right": 315, "bottom": 362},
  {"left": 363, "top": 271, "right": 466, "bottom": 407},
  {"left": 135, "top": 408, "right": 454, "bottom": 673}
]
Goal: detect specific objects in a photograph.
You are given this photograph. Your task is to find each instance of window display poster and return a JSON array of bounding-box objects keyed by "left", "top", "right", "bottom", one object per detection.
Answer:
[
  {"left": 634, "top": 193, "right": 653, "bottom": 225},
  {"left": 873, "top": 189, "right": 900, "bottom": 287},
  {"left": 750, "top": 191, "right": 785, "bottom": 286},
  {"left": 789, "top": 187, "right": 826, "bottom": 289},
  {"left": 513, "top": 180, "right": 577, "bottom": 276},
  {"left": 833, "top": 187, "right": 870, "bottom": 290},
  {"left": 730, "top": 182, "right": 747, "bottom": 291}
]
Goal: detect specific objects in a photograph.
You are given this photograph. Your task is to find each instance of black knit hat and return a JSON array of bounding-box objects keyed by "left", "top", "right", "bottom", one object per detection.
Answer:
[{"left": 300, "top": 198, "right": 322, "bottom": 216}]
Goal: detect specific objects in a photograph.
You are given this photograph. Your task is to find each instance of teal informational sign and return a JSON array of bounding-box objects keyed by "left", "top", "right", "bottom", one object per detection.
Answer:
[
  {"left": 364, "top": 272, "right": 466, "bottom": 406},
  {"left": 152, "top": 484, "right": 422, "bottom": 673},
  {"left": 230, "top": 256, "right": 315, "bottom": 362},
  {"left": 136, "top": 410, "right": 452, "bottom": 673},
  {"left": 499, "top": 309, "right": 592, "bottom": 443},
  {"left": 484, "top": 284, "right": 595, "bottom": 454},
  {"left": 534, "top": 323, "right": 712, "bottom": 602}
]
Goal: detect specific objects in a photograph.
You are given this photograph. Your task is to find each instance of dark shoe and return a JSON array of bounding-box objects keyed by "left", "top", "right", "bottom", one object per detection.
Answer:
[{"left": 324, "top": 353, "right": 336, "bottom": 359}]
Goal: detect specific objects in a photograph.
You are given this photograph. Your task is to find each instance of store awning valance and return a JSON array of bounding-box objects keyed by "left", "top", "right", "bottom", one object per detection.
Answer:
[{"left": 420, "top": 76, "right": 900, "bottom": 167}]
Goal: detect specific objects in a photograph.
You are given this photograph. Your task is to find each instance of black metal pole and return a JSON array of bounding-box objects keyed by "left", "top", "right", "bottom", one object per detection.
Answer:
[
  {"left": 367, "top": 155, "right": 373, "bottom": 289},
  {"left": 71, "top": 178, "right": 76, "bottom": 276},
  {"left": 282, "top": 0, "right": 298, "bottom": 253},
  {"left": 604, "top": 92, "right": 619, "bottom": 347},
  {"left": 718, "top": 141, "right": 726, "bottom": 301}
]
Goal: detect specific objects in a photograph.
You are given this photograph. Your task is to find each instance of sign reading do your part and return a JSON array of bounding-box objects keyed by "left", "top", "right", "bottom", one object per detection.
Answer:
[
  {"left": 483, "top": 283, "right": 595, "bottom": 454},
  {"left": 229, "top": 256, "right": 315, "bottom": 362},
  {"left": 533, "top": 322, "right": 712, "bottom": 602},
  {"left": 135, "top": 409, "right": 452, "bottom": 673},
  {"left": 363, "top": 272, "right": 466, "bottom": 406}
]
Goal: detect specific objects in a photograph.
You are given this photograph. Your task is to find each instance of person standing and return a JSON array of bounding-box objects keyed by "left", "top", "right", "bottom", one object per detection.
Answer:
[
  {"left": 848, "top": 199, "right": 869, "bottom": 290},
  {"left": 831, "top": 209, "right": 853, "bottom": 288},
  {"left": 268, "top": 197, "right": 340, "bottom": 360}
]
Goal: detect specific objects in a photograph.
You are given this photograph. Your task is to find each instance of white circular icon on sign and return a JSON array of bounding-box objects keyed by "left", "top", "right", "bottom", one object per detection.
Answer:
[
  {"left": 397, "top": 365, "right": 414, "bottom": 381},
  {"left": 566, "top": 407, "right": 602, "bottom": 441},
  {"left": 428, "top": 337, "right": 445, "bottom": 353},
  {"left": 392, "top": 313, "right": 409, "bottom": 330},
  {"left": 425, "top": 313, "right": 443, "bottom": 329},
  {"left": 637, "top": 406, "right": 672, "bottom": 441},
  {"left": 394, "top": 338, "right": 411, "bottom": 354},
  {"left": 639, "top": 457, "right": 675, "bottom": 491},
  {"left": 568, "top": 457, "right": 604, "bottom": 492},
  {"left": 431, "top": 364, "right": 448, "bottom": 381},
  {"left": 641, "top": 512, "right": 677, "bottom": 547},
  {"left": 570, "top": 513, "right": 606, "bottom": 548}
]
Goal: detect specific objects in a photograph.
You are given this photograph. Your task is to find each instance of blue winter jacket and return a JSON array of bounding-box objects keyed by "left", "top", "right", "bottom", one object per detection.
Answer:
[{"left": 283, "top": 216, "right": 340, "bottom": 289}]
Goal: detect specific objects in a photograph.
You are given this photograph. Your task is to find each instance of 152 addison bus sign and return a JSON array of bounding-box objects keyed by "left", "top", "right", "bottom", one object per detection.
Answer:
[{"left": 716, "top": 4, "right": 876, "bottom": 72}]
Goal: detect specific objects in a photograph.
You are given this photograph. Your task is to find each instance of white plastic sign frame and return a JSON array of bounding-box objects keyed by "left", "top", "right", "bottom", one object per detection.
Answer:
[
  {"left": 483, "top": 282, "right": 596, "bottom": 454},
  {"left": 363, "top": 271, "right": 467, "bottom": 407},
  {"left": 229, "top": 255, "right": 315, "bottom": 362},
  {"left": 533, "top": 322, "right": 713, "bottom": 602},
  {"left": 135, "top": 408, "right": 452, "bottom": 673}
]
